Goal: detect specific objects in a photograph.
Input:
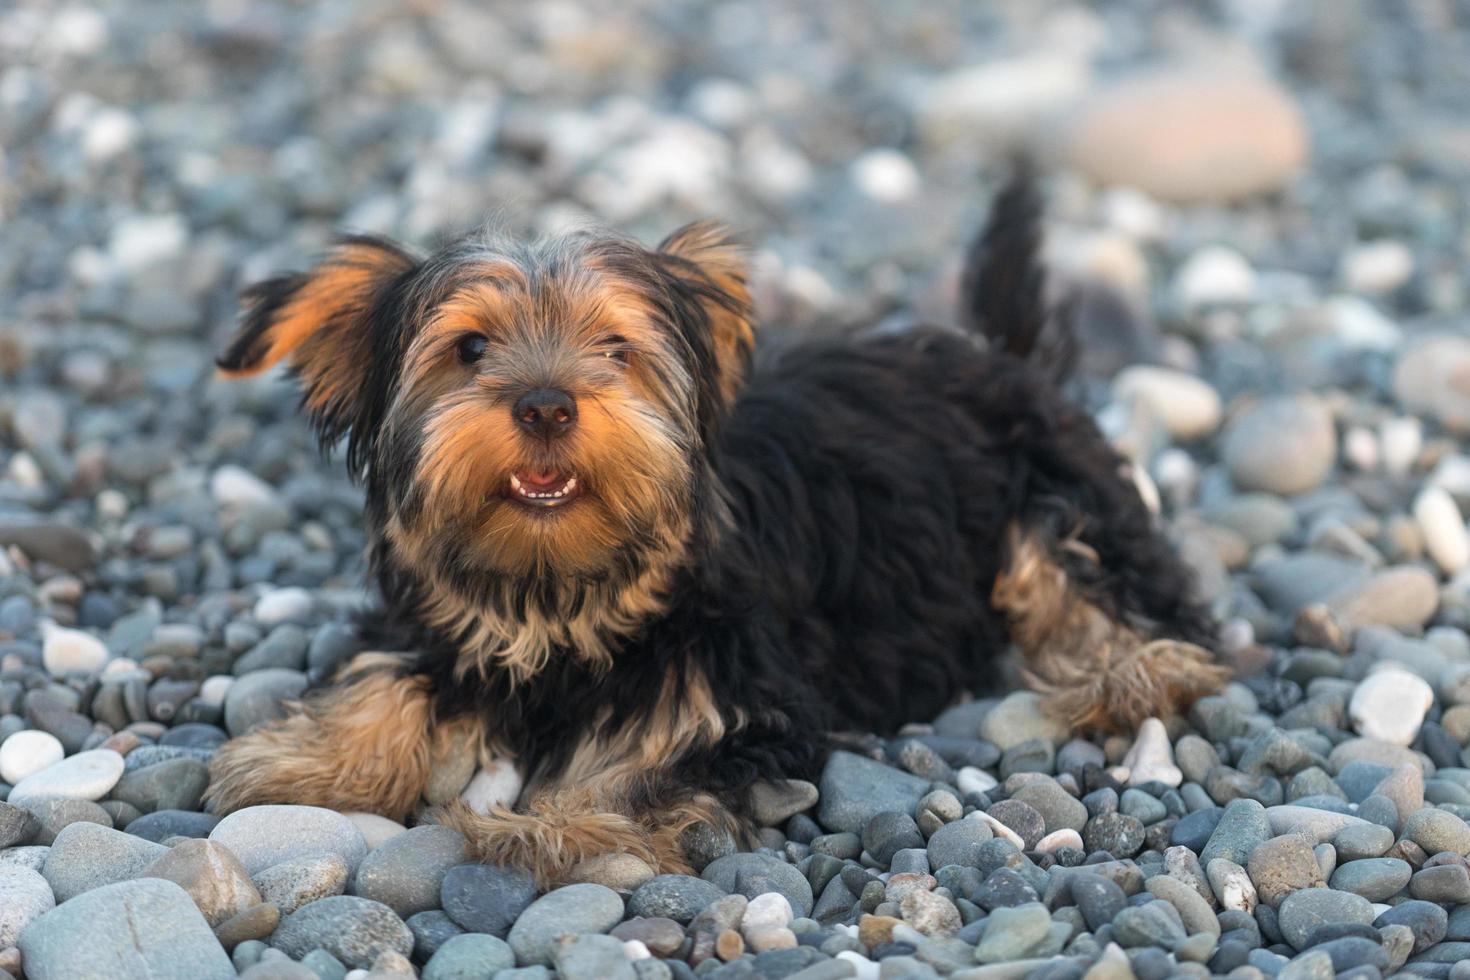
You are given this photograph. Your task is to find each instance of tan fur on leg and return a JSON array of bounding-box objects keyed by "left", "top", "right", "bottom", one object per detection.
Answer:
[
  {"left": 993, "top": 529, "right": 1228, "bottom": 732},
  {"left": 205, "top": 653, "right": 450, "bottom": 818},
  {"left": 434, "top": 663, "right": 747, "bottom": 886}
]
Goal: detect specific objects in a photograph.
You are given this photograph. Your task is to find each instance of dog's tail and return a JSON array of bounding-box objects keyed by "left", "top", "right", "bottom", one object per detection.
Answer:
[{"left": 958, "top": 163, "right": 1076, "bottom": 381}]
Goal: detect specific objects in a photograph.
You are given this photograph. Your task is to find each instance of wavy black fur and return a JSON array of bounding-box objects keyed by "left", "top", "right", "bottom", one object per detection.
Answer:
[{"left": 334, "top": 173, "right": 1215, "bottom": 834}]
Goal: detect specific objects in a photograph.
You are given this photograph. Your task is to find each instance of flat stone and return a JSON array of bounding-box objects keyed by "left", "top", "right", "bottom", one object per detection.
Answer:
[
  {"left": 6, "top": 749, "right": 124, "bottom": 807},
  {"left": 423, "top": 932, "right": 516, "bottom": 980},
  {"left": 0, "top": 866, "right": 54, "bottom": 947},
  {"left": 507, "top": 883, "right": 626, "bottom": 966},
  {"left": 816, "top": 751, "right": 930, "bottom": 835},
  {"left": 750, "top": 780, "right": 820, "bottom": 826},
  {"left": 1329, "top": 857, "right": 1412, "bottom": 902},
  {"left": 209, "top": 805, "right": 368, "bottom": 875},
  {"left": 1201, "top": 799, "right": 1271, "bottom": 867},
  {"left": 270, "top": 895, "right": 412, "bottom": 969},
  {"left": 0, "top": 730, "right": 64, "bottom": 785},
  {"left": 1277, "top": 887, "right": 1375, "bottom": 950},
  {"left": 17, "top": 878, "right": 233, "bottom": 979},
  {"left": 1403, "top": 807, "right": 1470, "bottom": 856},
  {"left": 252, "top": 854, "right": 350, "bottom": 916},
  {"left": 41, "top": 820, "right": 167, "bottom": 901},
  {"left": 439, "top": 862, "right": 538, "bottom": 937},
  {"left": 353, "top": 824, "right": 468, "bottom": 919},
  {"left": 22, "top": 798, "right": 112, "bottom": 845},
  {"left": 143, "top": 838, "right": 261, "bottom": 926},
  {"left": 1246, "top": 834, "right": 1326, "bottom": 908},
  {"left": 1349, "top": 666, "right": 1434, "bottom": 746},
  {"left": 111, "top": 756, "right": 211, "bottom": 813},
  {"left": 636, "top": 877, "right": 732, "bottom": 933},
  {"left": 1062, "top": 68, "right": 1307, "bottom": 204},
  {"left": 126, "top": 808, "right": 221, "bottom": 843},
  {"left": 702, "top": 852, "right": 813, "bottom": 917}
]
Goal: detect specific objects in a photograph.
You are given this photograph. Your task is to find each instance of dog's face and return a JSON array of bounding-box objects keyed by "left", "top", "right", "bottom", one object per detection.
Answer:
[{"left": 218, "top": 226, "right": 752, "bottom": 588}]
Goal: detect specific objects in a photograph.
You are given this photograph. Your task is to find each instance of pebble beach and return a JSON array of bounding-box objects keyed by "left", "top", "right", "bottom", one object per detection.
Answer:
[{"left": 6, "top": 1, "right": 1470, "bottom": 978}]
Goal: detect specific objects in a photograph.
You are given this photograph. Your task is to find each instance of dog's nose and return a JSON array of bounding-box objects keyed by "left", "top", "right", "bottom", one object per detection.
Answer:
[{"left": 513, "top": 387, "right": 577, "bottom": 440}]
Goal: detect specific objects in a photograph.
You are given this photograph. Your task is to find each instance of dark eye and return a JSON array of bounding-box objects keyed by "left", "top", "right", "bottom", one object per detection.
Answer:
[
  {"left": 601, "top": 335, "right": 629, "bottom": 363},
  {"left": 456, "top": 334, "right": 488, "bottom": 364}
]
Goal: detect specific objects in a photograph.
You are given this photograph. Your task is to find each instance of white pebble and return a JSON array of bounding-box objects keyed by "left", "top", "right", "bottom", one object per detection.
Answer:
[
  {"left": 1206, "top": 858, "right": 1257, "bottom": 913},
  {"left": 99, "top": 658, "right": 140, "bottom": 678},
  {"left": 1414, "top": 486, "right": 1470, "bottom": 575},
  {"left": 0, "top": 730, "right": 65, "bottom": 785},
  {"left": 460, "top": 759, "right": 523, "bottom": 815},
  {"left": 956, "top": 767, "right": 998, "bottom": 796},
  {"left": 1381, "top": 417, "right": 1423, "bottom": 476},
  {"left": 968, "top": 810, "right": 1025, "bottom": 849},
  {"left": 1342, "top": 426, "right": 1380, "bottom": 472},
  {"left": 1341, "top": 239, "right": 1414, "bottom": 295},
  {"left": 39, "top": 623, "right": 108, "bottom": 677},
  {"left": 199, "top": 675, "right": 235, "bottom": 707},
  {"left": 345, "top": 813, "right": 407, "bottom": 851},
  {"left": 1035, "top": 828, "right": 1084, "bottom": 853},
  {"left": 1349, "top": 664, "right": 1434, "bottom": 746},
  {"left": 622, "top": 939, "right": 651, "bottom": 960},
  {"left": 1122, "top": 717, "right": 1182, "bottom": 787},
  {"left": 1112, "top": 366, "right": 1222, "bottom": 441},
  {"left": 7, "top": 749, "right": 125, "bottom": 807},
  {"left": 742, "top": 892, "right": 794, "bottom": 939},
  {"left": 836, "top": 950, "right": 880, "bottom": 980},
  {"left": 210, "top": 464, "right": 278, "bottom": 508},
  {"left": 850, "top": 148, "right": 920, "bottom": 203},
  {"left": 1173, "top": 245, "right": 1256, "bottom": 308},
  {"left": 253, "top": 587, "right": 314, "bottom": 627},
  {"left": 95, "top": 489, "right": 130, "bottom": 520}
]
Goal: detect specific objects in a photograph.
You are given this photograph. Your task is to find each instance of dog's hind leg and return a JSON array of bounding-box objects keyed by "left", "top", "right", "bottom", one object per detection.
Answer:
[
  {"left": 205, "top": 652, "right": 465, "bottom": 819},
  {"left": 993, "top": 525, "right": 1228, "bottom": 733}
]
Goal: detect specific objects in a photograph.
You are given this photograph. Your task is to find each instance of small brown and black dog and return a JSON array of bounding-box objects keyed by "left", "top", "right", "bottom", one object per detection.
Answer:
[{"left": 205, "top": 175, "right": 1226, "bottom": 883}]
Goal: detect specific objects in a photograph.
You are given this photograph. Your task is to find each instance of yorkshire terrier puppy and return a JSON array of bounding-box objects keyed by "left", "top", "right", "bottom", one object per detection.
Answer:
[{"left": 206, "top": 175, "right": 1227, "bottom": 883}]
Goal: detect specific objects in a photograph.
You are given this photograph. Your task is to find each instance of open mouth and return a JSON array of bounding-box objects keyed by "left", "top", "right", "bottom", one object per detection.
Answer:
[{"left": 508, "top": 468, "right": 581, "bottom": 509}]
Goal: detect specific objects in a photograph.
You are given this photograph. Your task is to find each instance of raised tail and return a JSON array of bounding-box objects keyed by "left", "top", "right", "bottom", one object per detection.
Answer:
[{"left": 959, "top": 164, "right": 1077, "bottom": 381}]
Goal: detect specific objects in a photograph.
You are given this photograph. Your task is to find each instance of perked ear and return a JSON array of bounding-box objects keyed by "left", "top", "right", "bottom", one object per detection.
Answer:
[
  {"left": 656, "top": 222, "right": 755, "bottom": 412},
  {"left": 217, "top": 235, "right": 417, "bottom": 447}
]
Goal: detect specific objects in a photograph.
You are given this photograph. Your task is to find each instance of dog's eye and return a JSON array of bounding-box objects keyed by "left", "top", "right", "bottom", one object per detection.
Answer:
[
  {"left": 600, "top": 335, "right": 629, "bottom": 363},
  {"left": 456, "top": 334, "right": 488, "bottom": 364}
]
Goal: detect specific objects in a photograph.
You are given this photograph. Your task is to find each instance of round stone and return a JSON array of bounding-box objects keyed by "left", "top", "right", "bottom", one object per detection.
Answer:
[
  {"left": 41, "top": 820, "right": 167, "bottom": 901},
  {"left": 41, "top": 625, "right": 109, "bottom": 676},
  {"left": 1221, "top": 395, "right": 1336, "bottom": 496},
  {"left": 423, "top": 933, "right": 516, "bottom": 980},
  {"left": 354, "top": 825, "right": 468, "bottom": 919},
  {"left": 1349, "top": 666, "right": 1434, "bottom": 747},
  {"left": 1329, "top": 857, "right": 1412, "bottom": 902},
  {"left": 1277, "top": 887, "right": 1376, "bottom": 950},
  {"left": 1394, "top": 335, "right": 1470, "bottom": 434},
  {"left": 209, "top": 805, "right": 368, "bottom": 875},
  {"left": 6, "top": 748, "right": 124, "bottom": 808},
  {"left": 1403, "top": 808, "right": 1470, "bottom": 857},
  {"left": 1113, "top": 367, "right": 1222, "bottom": 441},
  {"left": 439, "top": 862, "right": 537, "bottom": 937},
  {"left": 270, "top": 894, "right": 413, "bottom": 970},
  {"left": 251, "top": 854, "right": 349, "bottom": 916},
  {"left": 222, "top": 669, "right": 308, "bottom": 737},
  {"left": 0, "top": 866, "right": 54, "bottom": 946},
  {"left": 701, "top": 853, "right": 813, "bottom": 917},
  {"left": 1063, "top": 68, "right": 1307, "bottom": 204},
  {"left": 141, "top": 838, "right": 261, "bottom": 926},
  {"left": 0, "top": 730, "right": 64, "bottom": 784},
  {"left": 18, "top": 878, "right": 234, "bottom": 980},
  {"left": 507, "top": 883, "right": 626, "bottom": 966},
  {"left": 628, "top": 874, "right": 726, "bottom": 924}
]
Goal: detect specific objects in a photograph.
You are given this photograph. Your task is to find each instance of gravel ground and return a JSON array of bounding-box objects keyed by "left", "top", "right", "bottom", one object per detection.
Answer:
[{"left": 5, "top": 1, "right": 1470, "bottom": 978}]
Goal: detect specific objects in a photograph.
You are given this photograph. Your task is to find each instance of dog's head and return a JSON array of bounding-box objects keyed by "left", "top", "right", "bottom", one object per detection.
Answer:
[{"left": 218, "top": 225, "right": 752, "bottom": 599}]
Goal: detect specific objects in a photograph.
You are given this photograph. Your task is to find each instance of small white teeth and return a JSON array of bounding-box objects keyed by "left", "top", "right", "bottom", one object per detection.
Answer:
[{"left": 510, "top": 474, "right": 577, "bottom": 499}]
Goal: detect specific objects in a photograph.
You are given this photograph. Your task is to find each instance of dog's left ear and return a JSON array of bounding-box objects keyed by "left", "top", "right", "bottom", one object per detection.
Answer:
[
  {"left": 656, "top": 222, "right": 755, "bottom": 415},
  {"left": 217, "top": 235, "right": 417, "bottom": 452}
]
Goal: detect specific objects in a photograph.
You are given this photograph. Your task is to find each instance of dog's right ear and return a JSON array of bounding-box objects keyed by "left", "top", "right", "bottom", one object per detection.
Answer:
[{"left": 217, "top": 235, "right": 417, "bottom": 447}]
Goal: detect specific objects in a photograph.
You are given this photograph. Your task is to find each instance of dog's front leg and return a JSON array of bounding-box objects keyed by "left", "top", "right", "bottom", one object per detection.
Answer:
[{"left": 205, "top": 652, "right": 463, "bottom": 820}]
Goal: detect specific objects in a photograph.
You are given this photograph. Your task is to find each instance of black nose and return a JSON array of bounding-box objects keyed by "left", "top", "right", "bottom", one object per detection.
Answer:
[{"left": 513, "top": 388, "right": 577, "bottom": 440}]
